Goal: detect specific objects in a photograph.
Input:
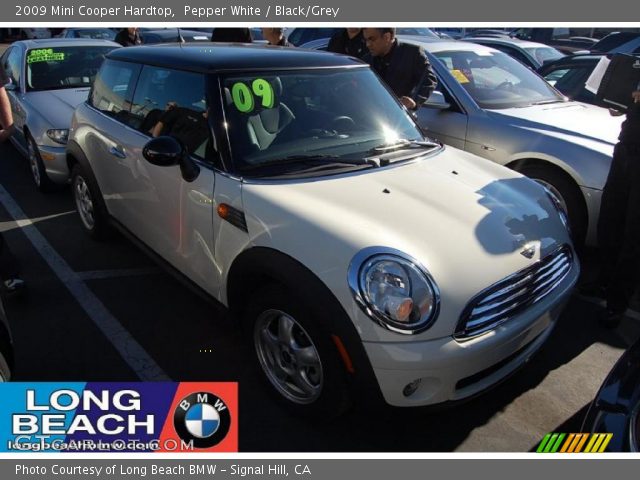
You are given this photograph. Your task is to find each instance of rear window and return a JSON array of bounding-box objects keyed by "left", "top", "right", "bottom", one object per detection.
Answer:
[{"left": 26, "top": 46, "right": 116, "bottom": 91}]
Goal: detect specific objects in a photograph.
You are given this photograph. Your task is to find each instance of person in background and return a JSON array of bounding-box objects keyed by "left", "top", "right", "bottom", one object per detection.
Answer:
[
  {"left": 362, "top": 27, "right": 437, "bottom": 111},
  {"left": 210, "top": 28, "right": 253, "bottom": 43},
  {"left": 0, "top": 65, "right": 25, "bottom": 297},
  {"left": 587, "top": 89, "right": 640, "bottom": 328},
  {"left": 327, "top": 28, "right": 367, "bottom": 59},
  {"left": 115, "top": 28, "right": 142, "bottom": 47},
  {"left": 261, "top": 28, "right": 291, "bottom": 47}
]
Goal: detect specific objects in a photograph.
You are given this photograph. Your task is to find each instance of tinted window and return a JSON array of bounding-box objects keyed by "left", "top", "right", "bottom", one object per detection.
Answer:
[
  {"left": 89, "top": 59, "right": 140, "bottom": 125},
  {"left": 489, "top": 44, "right": 533, "bottom": 67},
  {"left": 26, "top": 46, "right": 115, "bottom": 91},
  {"left": 544, "top": 64, "right": 594, "bottom": 101},
  {"left": 130, "top": 66, "right": 209, "bottom": 160}
]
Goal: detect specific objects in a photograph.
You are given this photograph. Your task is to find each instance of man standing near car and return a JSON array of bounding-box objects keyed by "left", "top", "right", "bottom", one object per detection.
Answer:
[
  {"left": 327, "top": 28, "right": 368, "bottom": 59},
  {"left": 262, "top": 28, "right": 291, "bottom": 47},
  {"left": 115, "top": 28, "right": 142, "bottom": 47},
  {"left": 362, "top": 28, "right": 437, "bottom": 110},
  {"left": 0, "top": 66, "right": 25, "bottom": 297},
  {"left": 593, "top": 89, "right": 640, "bottom": 328}
]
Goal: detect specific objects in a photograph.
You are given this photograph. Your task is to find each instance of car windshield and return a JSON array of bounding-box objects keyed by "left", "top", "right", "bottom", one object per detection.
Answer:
[
  {"left": 69, "top": 29, "right": 116, "bottom": 40},
  {"left": 26, "top": 46, "right": 115, "bottom": 91},
  {"left": 433, "top": 49, "right": 564, "bottom": 109},
  {"left": 221, "top": 68, "right": 430, "bottom": 175}
]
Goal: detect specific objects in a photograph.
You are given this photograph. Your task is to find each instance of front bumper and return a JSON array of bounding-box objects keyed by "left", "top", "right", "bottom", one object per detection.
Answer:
[
  {"left": 362, "top": 260, "right": 579, "bottom": 407},
  {"left": 38, "top": 144, "right": 70, "bottom": 184}
]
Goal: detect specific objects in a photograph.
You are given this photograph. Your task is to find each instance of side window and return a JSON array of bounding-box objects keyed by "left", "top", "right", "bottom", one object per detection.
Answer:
[
  {"left": 89, "top": 59, "right": 140, "bottom": 126},
  {"left": 130, "top": 66, "right": 209, "bottom": 160},
  {"left": 5, "top": 47, "right": 22, "bottom": 87}
]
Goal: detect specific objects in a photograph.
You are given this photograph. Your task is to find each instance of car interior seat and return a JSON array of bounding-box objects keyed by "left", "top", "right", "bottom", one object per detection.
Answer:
[{"left": 246, "top": 77, "right": 295, "bottom": 151}]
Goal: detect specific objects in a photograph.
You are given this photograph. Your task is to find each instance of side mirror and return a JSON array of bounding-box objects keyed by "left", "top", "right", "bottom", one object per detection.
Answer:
[
  {"left": 143, "top": 136, "right": 184, "bottom": 166},
  {"left": 422, "top": 91, "right": 451, "bottom": 110},
  {"left": 143, "top": 136, "right": 200, "bottom": 182}
]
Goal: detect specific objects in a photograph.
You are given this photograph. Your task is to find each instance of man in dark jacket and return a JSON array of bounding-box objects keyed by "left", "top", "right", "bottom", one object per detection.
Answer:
[
  {"left": 363, "top": 28, "right": 437, "bottom": 110},
  {"left": 211, "top": 28, "right": 252, "bottom": 43},
  {"left": 594, "top": 89, "right": 640, "bottom": 328},
  {"left": 261, "top": 28, "right": 291, "bottom": 47},
  {"left": 115, "top": 28, "right": 142, "bottom": 47},
  {"left": 327, "top": 28, "right": 367, "bottom": 59}
]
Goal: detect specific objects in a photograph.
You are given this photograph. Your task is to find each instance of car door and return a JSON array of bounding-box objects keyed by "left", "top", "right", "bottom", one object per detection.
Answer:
[
  {"left": 1, "top": 46, "right": 27, "bottom": 149},
  {"left": 416, "top": 55, "right": 469, "bottom": 149},
  {"left": 123, "top": 65, "right": 217, "bottom": 291}
]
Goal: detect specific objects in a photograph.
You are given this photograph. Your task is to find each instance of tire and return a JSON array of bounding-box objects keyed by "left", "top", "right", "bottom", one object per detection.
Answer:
[
  {"left": 71, "top": 163, "right": 110, "bottom": 240},
  {"left": 519, "top": 164, "right": 588, "bottom": 248},
  {"left": 26, "top": 134, "right": 56, "bottom": 193},
  {"left": 0, "top": 349, "right": 10, "bottom": 381},
  {"left": 243, "top": 284, "right": 351, "bottom": 418}
]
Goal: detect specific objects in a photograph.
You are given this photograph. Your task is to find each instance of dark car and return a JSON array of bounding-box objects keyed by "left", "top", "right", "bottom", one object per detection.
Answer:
[
  {"left": 511, "top": 28, "right": 599, "bottom": 54},
  {"left": 140, "top": 29, "right": 211, "bottom": 44},
  {"left": 537, "top": 54, "right": 603, "bottom": 105},
  {"left": 287, "top": 27, "right": 439, "bottom": 47},
  {"left": 0, "top": 296, "right": 14, "bottom": 381},
  {"left": 590, "top": 32, "right": 640, "bottom": 54},
  {"left": 581, "top": 339, "right": 640, "bottom": 452},
  {"left": 58, "top": 28, "right": 116, "bottom": 41}
]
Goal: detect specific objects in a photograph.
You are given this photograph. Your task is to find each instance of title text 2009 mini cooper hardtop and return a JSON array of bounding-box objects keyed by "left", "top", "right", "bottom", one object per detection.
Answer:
[{"left": 67, "top": 44, "right": 578, "bottom": 415}]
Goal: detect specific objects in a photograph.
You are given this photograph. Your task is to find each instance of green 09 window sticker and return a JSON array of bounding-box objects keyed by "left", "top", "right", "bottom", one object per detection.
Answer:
[
  {"left": 231, "top": 79, "right": 275, "bottom": 113},
  {"left": 27, "top": 49, "right": 65, "bottom": 64}
]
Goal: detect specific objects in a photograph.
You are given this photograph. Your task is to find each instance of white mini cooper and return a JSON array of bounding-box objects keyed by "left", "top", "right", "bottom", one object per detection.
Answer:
[{"left": 68, "top": 44, "right": 578, "bottom": 416}]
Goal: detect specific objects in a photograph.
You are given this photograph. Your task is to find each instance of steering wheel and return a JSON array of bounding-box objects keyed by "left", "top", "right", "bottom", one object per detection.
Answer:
[
  {"left": 495, "top": 81, "right": 515, "bottom": 90},
  {"left": 330, "top": 116, "right": 356, "bottom": 132}
]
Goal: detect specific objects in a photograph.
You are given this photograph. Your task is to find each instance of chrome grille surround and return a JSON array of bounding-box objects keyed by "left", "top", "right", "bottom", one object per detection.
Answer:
[{"left": 455, "top": 245, "right": 573, "bottom": 340}]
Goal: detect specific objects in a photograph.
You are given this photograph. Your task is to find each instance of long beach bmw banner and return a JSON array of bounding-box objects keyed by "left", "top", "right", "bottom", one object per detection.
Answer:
[{"left": 0, "top": 383, "right": 238, "bottom": 452}]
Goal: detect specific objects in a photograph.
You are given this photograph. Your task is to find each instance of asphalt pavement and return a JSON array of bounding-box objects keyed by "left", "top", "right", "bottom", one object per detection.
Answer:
[{"left": 0, "top": 139, "right": 639, "bottom": 452}]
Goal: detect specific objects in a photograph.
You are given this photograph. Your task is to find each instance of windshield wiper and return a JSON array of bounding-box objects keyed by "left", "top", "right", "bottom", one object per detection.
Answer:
[
  {"left": 367, "top": 139, "right": 440, "bottom": 155},
  {"left": 240, "top": 155, "right": 378, "bottom": 173},
  {"left": 529, "top": 99, "right": 566, "bottom": 106}
]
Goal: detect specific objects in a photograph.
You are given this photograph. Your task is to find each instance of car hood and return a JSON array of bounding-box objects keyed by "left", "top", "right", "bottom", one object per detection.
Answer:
[
  {"left": 242, "top": 147, "right": 574, "bottom": 341},
  {"left": 25, "top": 88, "right": 90, "bottom": 128},
  {"left": 487, "top": 101, "right": 624, "bottom": 155}
]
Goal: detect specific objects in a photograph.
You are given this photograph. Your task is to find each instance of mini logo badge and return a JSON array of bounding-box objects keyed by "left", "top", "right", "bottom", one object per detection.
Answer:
[
  {"left": 633, "top": 60, "right": 640, "bottom": 69},
  {"left": 520, "top": 243, "right": 537, "bottom": 259},
  {"left": 173, "top": 392, "right": 231, "bottom": 449}
]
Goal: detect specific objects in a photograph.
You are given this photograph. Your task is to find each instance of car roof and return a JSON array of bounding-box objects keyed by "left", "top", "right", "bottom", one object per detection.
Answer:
[
  {"left": 402, "top": 39, "right": 497, "bottom": 55},
  {"left": 465, "top": 37, "right": 551, "bottom": 49},
  {"left": 106, "top": 43, "right": 365, "bottom": 72},
  {"left": 14, "top": 38, "right": 120, "bottom": 48}
]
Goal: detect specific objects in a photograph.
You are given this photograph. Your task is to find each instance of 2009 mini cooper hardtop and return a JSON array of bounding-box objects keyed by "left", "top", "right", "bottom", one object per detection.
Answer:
[{"left": 67, "top": 44, "right": 578, "bottom": 416}]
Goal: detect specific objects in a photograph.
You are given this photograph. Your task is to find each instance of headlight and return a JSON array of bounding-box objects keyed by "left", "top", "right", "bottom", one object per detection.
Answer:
[
  {"left": 544, "top": 188, "right": 570, "bottom": 233},
  {"left": 348, "top": 248, "right": 440, "bottom": 335},
  {"left": 46, "top": 129, "right": 69, "bottom": 145}
]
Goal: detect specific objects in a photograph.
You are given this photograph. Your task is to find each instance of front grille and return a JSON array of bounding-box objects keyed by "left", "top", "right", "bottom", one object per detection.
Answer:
[{"left": 455, "top": 245, "right": 572, "bottom": 339}]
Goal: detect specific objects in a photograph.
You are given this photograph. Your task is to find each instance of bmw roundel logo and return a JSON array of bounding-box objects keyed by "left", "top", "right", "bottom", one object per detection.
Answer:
[{"left": 173, "top": 392, "right": 231, "bottom": 448}]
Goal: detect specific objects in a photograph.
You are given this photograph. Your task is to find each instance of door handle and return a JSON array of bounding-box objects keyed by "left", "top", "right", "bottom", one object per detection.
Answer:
[
  {"left": 481, "top": 145, "right": 496, "bottom": 151},
  {"left": 109, "top": 146, "right": 126, "bottom": 158}
]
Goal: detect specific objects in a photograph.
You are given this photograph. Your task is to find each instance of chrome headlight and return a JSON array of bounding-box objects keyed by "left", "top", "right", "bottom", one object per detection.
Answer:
[
  {"left": 348, "top": 248, "right": 440, "bottom": 335},
  {"left": 544, "top": 188, "right": 570, "bottom": 233},
  {"left": 46, "top": 129, "right": 69, "bottom": 145}
]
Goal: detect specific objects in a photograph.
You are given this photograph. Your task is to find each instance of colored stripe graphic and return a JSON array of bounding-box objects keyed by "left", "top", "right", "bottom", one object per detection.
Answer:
[{"left": 537, "top": 433, "right": 613, "bottom": 453}]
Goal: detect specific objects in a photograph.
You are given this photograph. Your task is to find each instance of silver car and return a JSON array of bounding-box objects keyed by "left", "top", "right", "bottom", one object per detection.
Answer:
[
  {"left": 409, "top": 40, "right": 624, "bottom": 246},
  {"left": 1, "top": 39, "right": 119, "bottom": 191}
]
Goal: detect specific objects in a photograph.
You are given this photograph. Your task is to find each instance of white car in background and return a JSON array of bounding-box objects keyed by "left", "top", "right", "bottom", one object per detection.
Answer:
[{"left": 408, "top": 39, "right": 624, "bottom": 246}]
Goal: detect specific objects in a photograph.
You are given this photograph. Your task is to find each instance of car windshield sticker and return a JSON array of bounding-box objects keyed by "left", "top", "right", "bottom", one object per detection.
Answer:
[
  {"left": 231, "top": 79, "right": 275, "bottom": 113},
  {"left": 27, "top": 49, "right": 65, "bottom": 64},
  {"left": 450, "top": 69, "right": 470, "bottom": 83}
]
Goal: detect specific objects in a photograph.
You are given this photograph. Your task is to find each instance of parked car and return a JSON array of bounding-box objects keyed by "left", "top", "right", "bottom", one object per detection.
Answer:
[
  {"left": 581, "top": 339, "right": 640, "bottom": 452},
  {"left": 406, "top": 39, "right": 624, "bottom": 246},
  {"left": 68, "top": 44, "right": 578, "bottom": 416},
  {"left": 465, "top": 37, "right": 564, "bottom": 70},
  {"left": 590, "top": 32, "right": 640, "bottom": 54},
  {"left": 140, "top": 29, "right": 211, "bottom": 44},
  {"left": 0, "top": 296, "right": 14, "bottom": 381},
  {"left": 537, "top": 54, "right": 604, "bottom": 105},
  {"left": 0, "top": 39, "right": 120, "bottom": 191},
  {"left": 57, "top": 28, "right": 116, "bottom": 41},
  {"left": 510, "top": 28, "right": 599, "bottom": 53},
  {"left": 288, "top": 27, "right": 440, "bottom": 47},
  {"left": 18, "top": 28, "right": 51, "bottom": 40}
]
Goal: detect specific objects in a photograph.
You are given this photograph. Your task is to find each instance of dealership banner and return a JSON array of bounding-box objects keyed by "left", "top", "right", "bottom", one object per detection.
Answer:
[
  {"left": 0, "top": 383, "right": 238, "bottom": 453},
  {"left": 2, "top": 0, "right": 640, "bottom": 22}
]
